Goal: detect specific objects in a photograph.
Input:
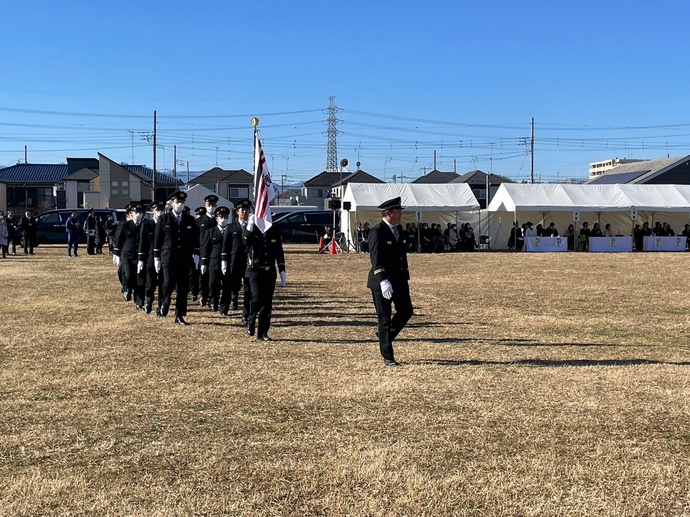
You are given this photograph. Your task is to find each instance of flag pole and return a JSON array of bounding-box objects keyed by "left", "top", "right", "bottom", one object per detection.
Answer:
[{"left": 251, "top": 117, "right": 260, "bottom": 206}]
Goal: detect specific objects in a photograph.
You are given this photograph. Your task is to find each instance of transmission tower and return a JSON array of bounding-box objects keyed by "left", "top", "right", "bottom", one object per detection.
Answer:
[{"left": 325, "top": 96, "right": 341, "bottom": 172}]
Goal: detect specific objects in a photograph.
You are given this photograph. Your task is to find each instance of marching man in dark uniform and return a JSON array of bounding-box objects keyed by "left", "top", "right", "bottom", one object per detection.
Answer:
[
  {"left": 190, "top": 206, "right": 207, "bottom": 303},
  {"left": 200, "top": 206, "right": 231, "bottom": 312},
  {"left": 195, "top": 194, "right": 219, "bottom": 306},
  {"left": 242, "top": 213, "right": 286, "bottom": 341},
  {"left": 368, "top": 197, "right": 414, "bottom": 367},
  {"left": 154, "top": 191, "right": 200, "bottom": 326},
  {"left": 138, "top": 200, "right": 166, "bottom": 314},
  {"left": 221, "top": 198, "right": 252, "bottom": 320},
  {"left": 113, "top": 203, "right": 147, "bottom": 310}
]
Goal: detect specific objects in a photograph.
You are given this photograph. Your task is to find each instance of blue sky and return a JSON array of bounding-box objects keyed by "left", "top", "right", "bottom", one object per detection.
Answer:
[{"left": 2, "top": 0, "right": 689, "bottom": 184}]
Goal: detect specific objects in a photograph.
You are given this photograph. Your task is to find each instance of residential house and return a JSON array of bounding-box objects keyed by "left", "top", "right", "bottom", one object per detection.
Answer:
[
  {"left": 411, "top": 169, "right": 460, "bottom": 184},
  {"left": 450, "top": 170, "right": 513, "bottom": 209},
  {"left": 188, "top": 167, "right": 254, "bottom": 207},
  {"left": 328, "top": 169, "right": 385, "bottom": 207},
  {"left": 587, "top": 155, "right": 690, "bottom": 185},
  {"left": 302, "top": 171, "right": 354, "bottom": 209}
]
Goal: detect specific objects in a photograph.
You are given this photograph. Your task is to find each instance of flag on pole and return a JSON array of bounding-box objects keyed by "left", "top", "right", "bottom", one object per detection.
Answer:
[{"left": 253, "top": 133, "right": 275, "bottom": 233}]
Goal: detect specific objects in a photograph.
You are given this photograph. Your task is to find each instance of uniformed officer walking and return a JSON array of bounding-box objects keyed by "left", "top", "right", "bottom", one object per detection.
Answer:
[
  {"left": 190, "top": 206, "right": 207, "bottom": 303},
  {"left": 113, "top": 202, "right": 146, "bottom": 310},
  {"left": 154, "top": 191, "right": 200, "bottom": 325},
  {"left": 200, "top": 206, "right": 231, "bottom": 312},
  {"left": 138, "top": 200, "right": 166, "bottom": 314},
  {"left": 243, "top": 213, "right": 286, "bottom": 341},
  {"left": 367, "top": 196, "right": 414, "bottom": 367},
  {"left": 221, "top": 198, "right": 252, "bottom": 320},
  {"left": 195, "top": 194, "right": 219, "bottom": 306}
]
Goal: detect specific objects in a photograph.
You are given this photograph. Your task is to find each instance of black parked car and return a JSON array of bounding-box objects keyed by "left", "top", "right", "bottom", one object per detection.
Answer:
[
  {"left": 272, "top": 210, "right": 340, "bottom": 243},
  {"left": 33, "top": 209, "right": 116, "bottom": 245}
]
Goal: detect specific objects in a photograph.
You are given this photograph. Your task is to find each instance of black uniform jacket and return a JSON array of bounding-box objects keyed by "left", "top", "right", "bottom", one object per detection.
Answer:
[
  {"left": 222, "top": 221, "right": 249, "bottom": 276},
  {"left": 367, "top": 220, "right": 410, "bottom": 291},
  {"left": 138, "top": 218, "right": 157, "bottom": 263},
  {"left": 243, "top": 224, "right": 286, "bottom": 274},
  {"left": 154, "top": 211, "right": 200, "bottom": 264},
  {"left": 113, "top": 220, "right": 142, "bottom": 261},
  {"left": 201, "top": 226, "right": 227, "bottom": 270}
]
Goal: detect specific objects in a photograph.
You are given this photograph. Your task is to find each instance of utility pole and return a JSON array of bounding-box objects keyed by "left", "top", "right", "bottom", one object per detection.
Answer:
[
  {"left": 24, "top": 145, "right": 28, "bottom": 164},
  {"left": 173, "top": 145, "right": 177, "bottom": 178},
  {"left": 530, "top": 116, "right": 535, "bottom": 184},
  {"left": 153, "top": 110, "right": 157, "bottom": 197},
  {"left": 433, "top": 150, "right": 437, "bottom": 170}
]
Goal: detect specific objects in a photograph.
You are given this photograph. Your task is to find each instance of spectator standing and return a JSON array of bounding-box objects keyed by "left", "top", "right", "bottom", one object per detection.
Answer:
[
  {"left": 85, "top": 209, "right": 97, "bottom": 255},
  {"left": 65, "top": 210, "right": 80, "bottom": 258},
  {"left": 20, "top": 210, "right": 37, "bottom": 255},
  {"left": 105, "top": 214, "right": 118, "bottom": 254},
  {"left": 0, "top": 212, "right": 8, "bottom": 258},
  {"left": 6, "top": 212, "right": 16, "bottom": 255}
]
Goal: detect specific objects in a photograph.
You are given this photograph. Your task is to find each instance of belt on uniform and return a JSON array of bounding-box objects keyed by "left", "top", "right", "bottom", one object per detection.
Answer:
[{"left": 252, "top": 266, "right": 272, "bottom": 271}]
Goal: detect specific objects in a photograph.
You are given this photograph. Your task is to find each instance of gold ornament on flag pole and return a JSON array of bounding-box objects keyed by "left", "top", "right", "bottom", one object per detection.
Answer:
[{"left": 251, "top": 117, "right": 260, "bottom": 127}]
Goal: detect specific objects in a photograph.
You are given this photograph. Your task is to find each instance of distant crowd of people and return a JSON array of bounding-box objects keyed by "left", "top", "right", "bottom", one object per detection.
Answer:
[
  {"left": 508, "top": 219, "right": 686, "bottom": 251},
  {"left": 356, "top": 221, "right": 478, "bottom": 253}
]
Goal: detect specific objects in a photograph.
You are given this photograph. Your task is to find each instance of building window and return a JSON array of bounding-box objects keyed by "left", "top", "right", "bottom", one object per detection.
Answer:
[
  {"left": 229, "top": 187, "right": 249, "bottom": 198},
  {"left": 36, "top": 187, "right": 53, "bottom": 204},
  {"left": 203, "top": 184, "right": 217, "bottom": 193},
  {"left": 473, "top": 188, "right": 486, "bottom": 200},
  {"left": 111, "top": 181, "right": 129, "bottom": 196},
  {"left": 317, "top": 189, "right": 324, "bottom": 198},
  {"left": 77, "top": 182, "right": 91, "bottom": 192}
]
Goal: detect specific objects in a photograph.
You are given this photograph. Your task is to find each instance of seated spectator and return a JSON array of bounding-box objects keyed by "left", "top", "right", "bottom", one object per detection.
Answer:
[
  {"left": 535, "top": 223, "right": 544, "bottom": 236},
  {"left": 641, "top": 221, "right": 653, "bottom": 237},
  {"left": 663, "top": 222, "right": 675, "bottom": 236},
  {"left": 653, "top": 221, "right": 664, "bottom": 236},
  {"left": 544, "top": 222, "right": 559, "bottom": 237},
  {"left": 579, "top": 222, "right": 591, "bottom": 250},
  {"left": 603, "top": 223, "right": 614, "bottom": 237},
  {"left": 524, "top": 221, "right": 535, "bottom": 237},
  {"left": 420, "top": 223, "right": 433, "bottom": 253},
  {"left": 563, "top": 224, "right": 575, "bottom": 250},
  {"left": 447, "top": 223, "right": 460, "bottom": 251},
  {"left": 591, "top": 223, "right": 603, "bottom": 237},
  {"left": 462, "top": 223, "right": 476, "bottom": 251},
  {"left": 361, "top": 222, "right": 370, "bottom": 253}
]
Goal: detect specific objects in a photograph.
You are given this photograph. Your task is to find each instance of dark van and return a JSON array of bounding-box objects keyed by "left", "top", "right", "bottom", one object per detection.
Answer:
[
  {"left": 34, "top": 209, "right": 116, "bottom": 245},
  {"left": 273, "top": 210, "right": 340, "bottom": 243}
]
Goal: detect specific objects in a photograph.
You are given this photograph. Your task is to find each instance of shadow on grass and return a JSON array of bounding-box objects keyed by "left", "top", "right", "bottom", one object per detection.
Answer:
[{"left": 407, "top": 358, "right": 690, "bottom": 367}]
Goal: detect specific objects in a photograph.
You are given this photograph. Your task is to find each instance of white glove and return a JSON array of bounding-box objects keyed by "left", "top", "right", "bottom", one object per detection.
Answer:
[
  {"left": 113, "top": 255, "right": 121, "bottom": 267},
  {"left": 221, "top": 260, "right": 228, "bottom": 275},
  {"left": 246, "top": 214, "right": 255, "bottom": 232},
  {"left": 193, "top": 254, "right": 200, "bottom": 269},
  {"left": 280, "top": 271, "right": 287, "bottom": 287},
  {"left": 200, "top": 264, "right": 207, "bottom": 275},
  {"left": 154, "top": 257, "right": 161, "bottom": 273},
  {"left": 137, "top": 260, "right": 144, "bottom": 274},
  {"left": 380, "top": 279, "right": 393, "bottom": 300}
]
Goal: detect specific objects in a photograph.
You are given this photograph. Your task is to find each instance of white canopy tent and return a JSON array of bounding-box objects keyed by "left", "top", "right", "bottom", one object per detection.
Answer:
[
  {"left": 487, "top": 184, "right": 690, "bottom": 249},
  {"left": 341, "top": 183, "right": 480, "bottom": 250}
]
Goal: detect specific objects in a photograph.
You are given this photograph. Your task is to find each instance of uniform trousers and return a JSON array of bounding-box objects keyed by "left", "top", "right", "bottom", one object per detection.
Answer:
[
  {"left": 67, "top": 233, "right": 79, "bottom": 256},
  {"left": 207, "top": 266, "right": 224, "bottom": 309},
  {"left": 145, "top": 256, "right": 163, "bottom": 308},
  {"left": 371, "top": 282, "right": 413, "bottom": 361},
  {"left": 246, "top": 268, "right": 276, "bottom": 336},
  {"left": 162, "top": 260, "right": 191, "bottom": 317},
  {"left": 121, "top": 259, "right": 146, "bottom": 307}
]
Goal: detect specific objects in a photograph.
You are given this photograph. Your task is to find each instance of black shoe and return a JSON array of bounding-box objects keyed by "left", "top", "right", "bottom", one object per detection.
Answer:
[
  {"left": 145, "top": 304, "right": 152, "bottom": 314},
  {"left": 156, "top": 307, "right": 163, "bottom": 318},
  {"left": 231, "top": 301, "right": 238, "bottom": 311},
  {"left": 124, "top": 290, "right": 132, "bottom": 302},
  {"left": 219, "top": 311, "right": 231, "bottom": 317},
  {"left": 211, "top": 305, "right": 218, "bottom": 312},
  {"left": 199, "top": 297, "right": 207, "bottom": 306},
  {"left": 258, "top": 334, "right": 272, "bottom": 342},
  {"left": 192, "top": 295, "right": 198, "bottom": 302},
  {"left": 384, "top": 359, "right": 401, "bottom": 368},
  {"left": 246, "top": 326, "right": 255, "bottom": 337},
  {"left": 135, "top": 304, "right": 145, "bottom": 311},
  {"left": 159, "top": 304, "right": 169, "bottom": 317},
  {"left": 175, "top": 316, "right": 189, "bottom": 326}
]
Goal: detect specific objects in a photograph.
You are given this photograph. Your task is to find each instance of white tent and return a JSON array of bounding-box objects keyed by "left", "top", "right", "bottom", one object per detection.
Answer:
[
  {"left": 184, "top": 184, "right": 234, "bottom": 213},
  {"left": 487, "top": 184, "right": 690, "bottom": 249},
  {"left": 341, "top": 183, "right": 480, "bottom": 250}
]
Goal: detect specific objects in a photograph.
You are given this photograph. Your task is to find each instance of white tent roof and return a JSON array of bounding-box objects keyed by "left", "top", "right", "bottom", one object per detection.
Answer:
[
  {"left": 488, "top": 183, "right": 690, "bottom": 213},
  {"left": 343, "top": 182, "right": 479, "bottom": 211},
  {"left": 184, "top": 184, "right": 234, "bottom": 211}
]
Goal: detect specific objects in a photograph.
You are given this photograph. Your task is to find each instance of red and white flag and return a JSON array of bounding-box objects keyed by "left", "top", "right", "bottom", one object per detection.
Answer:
[{"left": 253, "top": 134, "right": 275, "bottom": 233}]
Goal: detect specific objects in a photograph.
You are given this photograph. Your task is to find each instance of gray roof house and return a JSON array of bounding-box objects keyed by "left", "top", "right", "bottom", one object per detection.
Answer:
[
  {"left": 189, "top": 167, "right": 254, "bottom": 207},
  {"left": 587, "top": 155, "right": 690, "bottom": 184}
]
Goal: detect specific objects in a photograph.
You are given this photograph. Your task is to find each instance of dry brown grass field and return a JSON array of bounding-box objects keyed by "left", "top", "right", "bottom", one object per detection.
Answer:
[{"left": 1, "top": 244, "right": 690, "bottom": 516}]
